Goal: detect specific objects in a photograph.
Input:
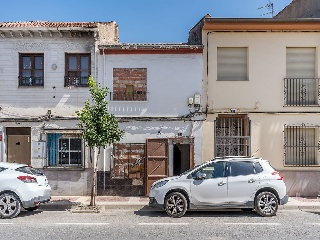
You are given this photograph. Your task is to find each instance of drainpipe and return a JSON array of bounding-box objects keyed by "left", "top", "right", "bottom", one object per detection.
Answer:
[{"left": 206, "top": 31, "right": 215, "bottom": 117}]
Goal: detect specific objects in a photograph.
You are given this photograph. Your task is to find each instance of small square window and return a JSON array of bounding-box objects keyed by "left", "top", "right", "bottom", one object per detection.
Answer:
[{"left": 217, "top": 47, "right": 248, "bottom": 81}]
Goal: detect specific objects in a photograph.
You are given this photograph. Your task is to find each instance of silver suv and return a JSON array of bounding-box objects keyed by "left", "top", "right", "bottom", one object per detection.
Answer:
[{"left": 149, "top": 157, "right": 288, "bottom": 218}]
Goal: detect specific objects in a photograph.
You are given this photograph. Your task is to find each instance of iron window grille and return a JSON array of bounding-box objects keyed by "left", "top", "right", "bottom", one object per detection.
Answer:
[
  {"left": 19, "top": 53, "right": 44, "bottom": 86},
  {"left": 214, "top": 116, "right": 251, "bottom": 157},
  {"left": 284, "top": 124, "right": 320, "bottom": 166},
  {"left": 47, "top": 133, "right": 83, "bottom": 167},
  {"left": 284, "top": 78, "right": 320, "bottom": 106}
]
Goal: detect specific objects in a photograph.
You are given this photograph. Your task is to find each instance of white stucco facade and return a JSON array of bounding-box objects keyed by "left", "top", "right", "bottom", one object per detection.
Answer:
[{"left": 96, "top": 48, "right": 203, "bottom": 195}]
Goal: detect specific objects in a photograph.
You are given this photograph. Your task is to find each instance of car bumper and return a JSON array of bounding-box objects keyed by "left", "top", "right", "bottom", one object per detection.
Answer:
[
  {"left": 18, "top": 185, "right": 51, "bottom": 208},
  {"left": 280, "top": 195, "right": 289, "bottom": 205},
  {"left": 149, "top": 197, "right": 163, "bottom": 209}
]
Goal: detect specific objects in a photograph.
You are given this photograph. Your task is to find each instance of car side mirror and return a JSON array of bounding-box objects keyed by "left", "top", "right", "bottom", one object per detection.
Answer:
[{"left": 195, "top": 172, "right": 206, "bottom": 180}]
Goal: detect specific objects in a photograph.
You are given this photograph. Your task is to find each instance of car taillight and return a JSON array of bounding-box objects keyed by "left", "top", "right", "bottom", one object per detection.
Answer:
[
  {"left": 17, "top": 176, "right": 37, "bottom": 183},
  {"left": 272, "top": 172, "right": 284, "bottom": 180}
]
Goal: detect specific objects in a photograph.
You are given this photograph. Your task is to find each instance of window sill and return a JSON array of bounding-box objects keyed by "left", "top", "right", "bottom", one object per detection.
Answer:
[
  {"left": 111, "top": 100, "right": 148, "bottom": 103},
  {"left": 283, "top": 105, "right": 320, "bottom": 107},
  {"left": 43, "top": 166, "right": 85, "bottom": 171},
  {"left": 18, "top": 85, "right": 44, "bottom": 88}
]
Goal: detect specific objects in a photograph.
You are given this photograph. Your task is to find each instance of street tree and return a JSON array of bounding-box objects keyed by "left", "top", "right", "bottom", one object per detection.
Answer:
[{"left": 76, "top": 76, "right": 124, "bottom": 206}]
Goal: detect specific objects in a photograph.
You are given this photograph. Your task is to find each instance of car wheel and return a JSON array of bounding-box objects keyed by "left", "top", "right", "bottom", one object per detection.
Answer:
[
  {"left": 24, "top": 206, "right": 39, "bottom": 211},
  {"left": 255, "top": 191, "right": 278, "bottom": 217},
  {"left": 0, "top": 192, "right": 21, "bottom": 219},
  {"left": 164, "top": 192, "right": 187, "bottom": 218}
]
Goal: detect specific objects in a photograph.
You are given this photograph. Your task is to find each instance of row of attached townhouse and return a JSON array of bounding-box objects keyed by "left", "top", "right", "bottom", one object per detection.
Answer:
[
  {"left": 0, "top": 21, "right": 203, "bottom": 196},
  {"left": 0, "top": 21, "right": 119, "bottom": 195},
  {"left": 1, "top": 15, "right": 320, "bottom": 197},
  {"left": 189, "top": 16, "right": 320, "bottom": 197}
]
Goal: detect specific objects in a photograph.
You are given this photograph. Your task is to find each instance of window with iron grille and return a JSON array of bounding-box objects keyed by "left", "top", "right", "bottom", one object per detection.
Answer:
[
  {"left": 217, "top": 47, "right": 248, "bottom": 81},
  {"left": 112, "top": 143, "right": 145, "bottom": 179},
  {"left": 65, "top": 53, "right": 90, "bottom": 87},
  {"left": 19, "top": 53, "right": 44, "bottom": 86},
  {"left": 47, "top": 133, "right": 83, "bottom": 166},
  {"left": 284, "top": 125, "right": 319, "bottom": 166},
  {"left": 215, "top": 116, "right": 251, "bottom": 157},
  {"left": 285, "top": 48, "right": 319, "bottom": 106}
]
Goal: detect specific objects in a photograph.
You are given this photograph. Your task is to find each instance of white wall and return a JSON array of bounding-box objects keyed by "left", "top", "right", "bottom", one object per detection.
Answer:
[
  {"left": 100, "top": 53, "right": 203, "bottom": 117},
  {"left": 0, "top": 37, "right": 95, "bottom": 118}
]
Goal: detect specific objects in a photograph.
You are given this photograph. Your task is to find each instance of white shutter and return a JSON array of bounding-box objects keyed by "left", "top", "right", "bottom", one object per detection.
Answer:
[
  {"left": 286, "top": 47, "right": 316, "bottom": 78},
  {"left": 217, "top": 47, "right": 248, "bottom": 81}
]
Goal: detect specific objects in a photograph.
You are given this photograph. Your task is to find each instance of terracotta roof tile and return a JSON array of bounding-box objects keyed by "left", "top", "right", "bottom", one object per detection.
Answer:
[{"left": 0, "top": 21, "right": 98, "bottom": 28}]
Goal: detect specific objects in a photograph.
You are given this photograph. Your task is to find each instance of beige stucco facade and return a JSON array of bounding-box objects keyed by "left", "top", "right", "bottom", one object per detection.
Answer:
[{"left": 193, "top": 18, "right": 320, "bottom": 197}]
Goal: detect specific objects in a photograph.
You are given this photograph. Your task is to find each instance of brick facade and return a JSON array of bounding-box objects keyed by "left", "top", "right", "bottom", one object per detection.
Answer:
[{"left": 112, "top": 68, "right": 147, "bottom": 101}]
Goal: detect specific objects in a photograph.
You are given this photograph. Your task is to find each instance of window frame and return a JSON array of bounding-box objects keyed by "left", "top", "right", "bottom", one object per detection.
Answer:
[
  {"left": 64, "top": 53, "right": 91, "bottom": 87},
  {"left": 47, "top": 133, "right": 84, "bottom": 167},
  {"left": 217, "top": 47, "right": 248, "bottom": 81},
  {"left": 285, "top": 47, "right": 318, "bottom": 106},
  {"left": 214, "top": 115, "right": 251, "bottom": 157},
  {"left": 19, "top": 53, "right": 44, "bottom": 87},
  {"left": 284, "top": 125, "right": 320, "bottom": 167}
]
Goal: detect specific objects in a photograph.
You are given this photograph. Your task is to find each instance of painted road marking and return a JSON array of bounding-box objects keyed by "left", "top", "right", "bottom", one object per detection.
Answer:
[
  {"left": 224, "top": 223, "right": 281, "bottom": 226},
  {"left": 0, "top": 223, "right": 13, "bottom": 225},
  {"left": 138, "top": 223, "right": 190, "bottom": 226},
  {"left": 54, "top": 223, "right": 110, "bottom": 225}
]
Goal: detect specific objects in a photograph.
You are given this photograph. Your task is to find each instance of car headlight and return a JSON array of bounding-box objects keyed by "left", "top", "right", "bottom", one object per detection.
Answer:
[{"left": 151, "top": 180, "right": 169, "bottom": 189}]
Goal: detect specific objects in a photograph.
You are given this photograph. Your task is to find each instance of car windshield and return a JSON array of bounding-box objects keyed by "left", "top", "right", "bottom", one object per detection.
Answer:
[{"left": 15, "top": 166, "right": 44, "bottom": 176}]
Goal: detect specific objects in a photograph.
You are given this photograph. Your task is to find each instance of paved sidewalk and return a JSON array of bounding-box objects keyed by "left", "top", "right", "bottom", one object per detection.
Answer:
[{"left": 40, "top": 195, "right": 320, "bottom": 212}]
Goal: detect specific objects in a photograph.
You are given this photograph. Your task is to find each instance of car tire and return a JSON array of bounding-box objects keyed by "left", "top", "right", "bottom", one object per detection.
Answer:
[
  {"left": 164, "top": 192, "right": 188, "bottom": 218},
  {"left": 0, "top": 192, "right": 21, "bottom": 219},
  {"left": 24, "top": 206, "right": 39, "bottom": 211},
  {"left": 254, "top": 191, "right": 278, "bottom": 217}
]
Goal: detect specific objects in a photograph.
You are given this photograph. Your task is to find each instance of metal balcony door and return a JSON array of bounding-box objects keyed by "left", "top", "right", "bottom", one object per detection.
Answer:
[{"left": 145, "top": 138, "right": 169, "bottom": 196}]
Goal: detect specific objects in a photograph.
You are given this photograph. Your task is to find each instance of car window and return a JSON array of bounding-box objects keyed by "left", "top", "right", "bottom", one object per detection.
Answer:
[
  {"left": 254, "top": 162, "right": 263, "bottom": 173},
  {"left": 194, "top": 162, "right": 226, "bottom": 179},
  {"left": 15, "top": 166, "right": 44, "bottom": 176},
  {"left": 229, "top": 161, "right": 255, "bottom": 177}
]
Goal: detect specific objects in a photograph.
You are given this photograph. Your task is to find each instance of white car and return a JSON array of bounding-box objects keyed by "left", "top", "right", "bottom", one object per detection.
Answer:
[
  {"left": 0, "top": 162, "right": 51, "bottom": 218},
  {"left": 149, "top": 157, "right": 288, "bottom": 218}
]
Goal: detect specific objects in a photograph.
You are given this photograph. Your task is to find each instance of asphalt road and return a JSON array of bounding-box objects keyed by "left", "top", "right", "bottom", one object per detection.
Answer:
[{"left": 0, "top": 208, "right": 319, "bottom": 240}]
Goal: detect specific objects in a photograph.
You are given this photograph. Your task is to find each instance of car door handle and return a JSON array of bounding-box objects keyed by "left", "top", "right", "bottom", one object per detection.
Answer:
[
  {"left": 248, "top": 179, "right": 256, "bottom": 183},
  {"left": 218, "top": 181, "right": 227, "bottom": 186}
]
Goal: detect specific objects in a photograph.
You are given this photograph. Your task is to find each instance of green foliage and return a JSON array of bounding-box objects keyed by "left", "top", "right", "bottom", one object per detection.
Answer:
[{"left": 76, "top": 76, "right": 124, "bottom": 148}]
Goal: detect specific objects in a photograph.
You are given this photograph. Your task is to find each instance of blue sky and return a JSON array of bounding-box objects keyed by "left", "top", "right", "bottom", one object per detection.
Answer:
[{"left": 1, "top": 0, "right": 292, "bottom": 43}]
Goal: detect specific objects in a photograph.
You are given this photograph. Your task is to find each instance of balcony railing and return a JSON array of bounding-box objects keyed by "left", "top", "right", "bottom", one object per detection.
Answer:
[
  {"left": 110, "top": 91, "right": 147, "bottom": 101},
  {"left": 19, "top": 76, "right": 44, "bottom": 86},
  {"left": 284, "top": 78, "right": 320, "bottom": 106},
  {"left": 64, "top": 76, "right": 89, "bottom": 87}
]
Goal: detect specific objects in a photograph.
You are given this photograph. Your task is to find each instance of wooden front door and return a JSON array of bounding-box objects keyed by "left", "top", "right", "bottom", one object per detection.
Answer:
[
  {"left": 145, "top": 138, "right": 169, "bottom": 196},
  {"left": 7, "top": 127, "right": 31, "bottom": 165}
]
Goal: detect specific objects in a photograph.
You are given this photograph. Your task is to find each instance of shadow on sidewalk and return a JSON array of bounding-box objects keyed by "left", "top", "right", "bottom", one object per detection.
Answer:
[{"left": 38, "top": 199, "right": 80, "bottom": 211}]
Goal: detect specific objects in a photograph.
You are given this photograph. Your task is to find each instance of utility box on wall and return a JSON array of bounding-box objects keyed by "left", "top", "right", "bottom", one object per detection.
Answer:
[{"left": 31, "top": 141, "right": 46, "bottom": 168}]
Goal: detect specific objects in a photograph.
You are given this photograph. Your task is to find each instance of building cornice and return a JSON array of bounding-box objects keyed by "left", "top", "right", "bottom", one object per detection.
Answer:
[{"left": 203, "top": 18, "right": 320, "bottom": 31}]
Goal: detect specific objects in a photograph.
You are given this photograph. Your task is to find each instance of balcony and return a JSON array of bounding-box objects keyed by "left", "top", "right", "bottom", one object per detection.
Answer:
[
  {"left": 284, "top": 78, "right": 320, "bottom": 106},
  {"left": 110, "top": 91, "right": 147, "bottom": 101},
  {"left": 64, "top": 76, "right": 89, "bottom": 87},
  {"left": 19, "top": 76, "right": 44, "bottom": 86}
]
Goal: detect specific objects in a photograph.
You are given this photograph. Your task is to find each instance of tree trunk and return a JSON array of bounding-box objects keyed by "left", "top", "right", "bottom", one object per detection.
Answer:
[{"left": 90, "top": 147, "right": 100, "bottom": 206}]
